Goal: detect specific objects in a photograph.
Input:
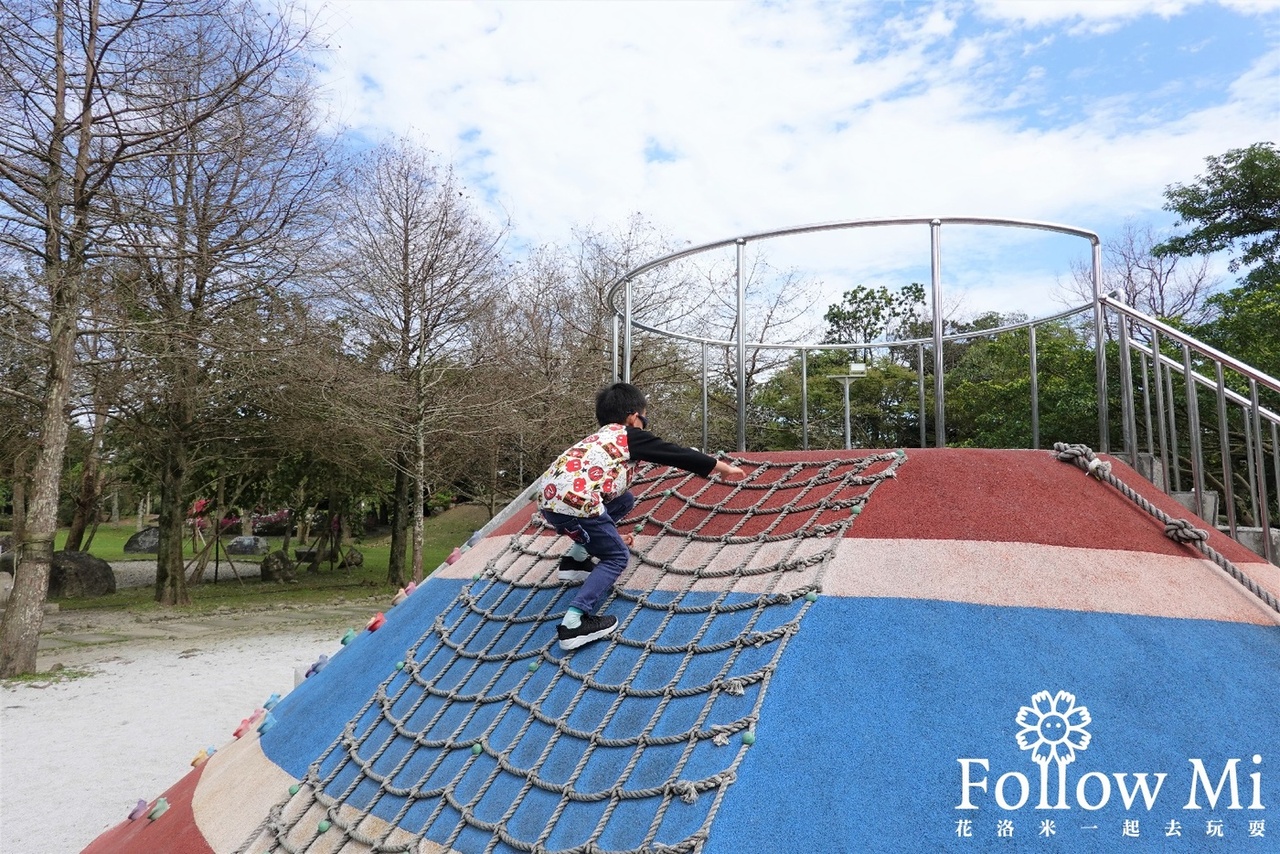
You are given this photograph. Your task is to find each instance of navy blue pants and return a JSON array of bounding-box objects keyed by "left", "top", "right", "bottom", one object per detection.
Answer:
[{"left": 541, "top": 491, "right": 636, "bottom": 614}]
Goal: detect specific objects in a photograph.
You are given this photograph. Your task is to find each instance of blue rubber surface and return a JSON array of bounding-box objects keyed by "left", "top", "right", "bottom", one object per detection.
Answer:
[
  {"left": 262, "top": 579, "right": 1280, "bottom": 852},
  {"left": 713, "top": 597, "right": 1280, "bottom": 853}
]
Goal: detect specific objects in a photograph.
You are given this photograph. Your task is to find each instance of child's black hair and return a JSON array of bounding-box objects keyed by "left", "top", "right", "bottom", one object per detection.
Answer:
[{"left": 595, "top": 382, "right": 647, "bottom": 427}]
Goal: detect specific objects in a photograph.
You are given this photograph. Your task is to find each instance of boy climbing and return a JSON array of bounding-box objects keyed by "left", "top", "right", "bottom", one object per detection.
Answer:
[{"left": 537, "top": 382, "right": 745, "bottom": 650}]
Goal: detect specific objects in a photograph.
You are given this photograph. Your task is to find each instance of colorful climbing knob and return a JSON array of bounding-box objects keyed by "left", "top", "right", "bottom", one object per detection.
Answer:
[
  {"left": 446, "top": 547, "right": 462, "bottom": 564},
  {"left": 471, "top": 743, "right": 483, "bottom": 755},
  {"left": 317, "top": 819, "right": 332, "bottom": 833},
  {"left": 405, "top": 581, "right": 417, "bottom": 594},
  {"left": 395, "top": 660, "right": 405, "bottom": 670},
  {"left": 472, "top": 572, "right": 482, "bottom": 581},
  {"left": 263, "top": 692, "right": 281, "bottom": 710},
  {"left": 804, "top": 591, "right": 819, "bottom": 602},
  {"left": 895, "top": 448, "right": 906, "bottom": 458},
  {"left": 742, "top": 732, "right": 756, "bottom": 746},
  {"left": 128, "top": 799, "right": 148, "bottom": 820},
  {"left": 633, "top": 523, "right": 644, "bottom": 533},
  {"left": 366, "top": 612, "right": 386, "bottom": 632},
  {"left": 391, "top": 587, "right": 408, "bottom": 607},
  {"left": 850, "top": 505, "right": 863, "bottom": 516},
  {"left": 148, "top": 798, "right": 170, "bottom": 820},
  {"left": 528, "top": 660, "right": 539, "bottom": 672},
  {"left": 190, "top": 749, "right": 209, "bottom": 768},
  {"left": 289, "top": 783, "right": 301, "bottom": 796},
  {"left": 258, "top": 712, "right": 277, "bottom": 734},
  {"left": 233, "top": 711, "right": 263, "bottom": 739},
  {"left": 340, "top": 628, "right": 356, "bottom": 645},
  {"left": 663, "top": 489, "right": 672, "bottom": 497}
]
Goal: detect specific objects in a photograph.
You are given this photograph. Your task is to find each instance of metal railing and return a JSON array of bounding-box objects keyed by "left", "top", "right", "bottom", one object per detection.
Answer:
[
  {"left": 1105, "top": 295, "right": 1280, "bottom": 563},
  {"left": 605, "top": 217, "right": 1279, "bottom": 564},
  {"left": 606, "top": 216, "right": 1105, "bottom": 452}
]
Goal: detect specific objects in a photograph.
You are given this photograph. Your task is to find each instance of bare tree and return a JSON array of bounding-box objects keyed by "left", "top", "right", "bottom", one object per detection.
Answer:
[
  {"left": 1067, "top": 220, "right": 1219, "bottom": 326},
  {"left": 335, "top": 140, "right": 506, "bottom": 584},
  {"left": 98, "top": 5, "right": 336, "bottom": 605},
  {"left": 0, "top": 0, "right": 312, "bottom": 672},
  {"left": 687, "top": 251, "right": 821, "bottom": 449}
]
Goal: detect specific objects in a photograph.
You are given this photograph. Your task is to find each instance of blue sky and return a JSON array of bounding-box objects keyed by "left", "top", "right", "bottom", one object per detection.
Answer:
[{"left": 302, "top": 0, "right": 1280, "bottom": 320}]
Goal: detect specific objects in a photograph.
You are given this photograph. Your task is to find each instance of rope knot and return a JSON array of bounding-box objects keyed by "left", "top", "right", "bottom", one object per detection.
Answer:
[
  {"left": 1053, "top": 441, "right": 1092, "bottom": 462},
  {"left": 674, "top": 781, "right": 700, "bottom": 804},
  {"left": 1165, "top": 518, "right": 1208, "bottom": 543},
  {"left": 1085, "top": 456, "right": 1112, "bottom": 479}
]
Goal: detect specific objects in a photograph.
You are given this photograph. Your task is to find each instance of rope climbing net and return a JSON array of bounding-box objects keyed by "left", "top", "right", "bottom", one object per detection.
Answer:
[
  {"left": 1053, "top": 442, "right": 1280, "bottom": 616},
  {"left": 244, "top": 451, "right": 906, "bottom": 854}
]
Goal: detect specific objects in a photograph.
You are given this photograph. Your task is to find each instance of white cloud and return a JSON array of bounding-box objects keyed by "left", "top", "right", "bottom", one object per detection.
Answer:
[
  {"left": 302, "top": 0, "right": 1280, "bottom": 319},
  {"left": 974, "top": 0, "right": 1196, "bottom": 31}
]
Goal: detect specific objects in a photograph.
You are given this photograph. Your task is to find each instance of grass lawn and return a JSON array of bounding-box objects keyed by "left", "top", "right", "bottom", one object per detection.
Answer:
[{"left": 36, "top": 504, "right": 497, "bottom": 616}]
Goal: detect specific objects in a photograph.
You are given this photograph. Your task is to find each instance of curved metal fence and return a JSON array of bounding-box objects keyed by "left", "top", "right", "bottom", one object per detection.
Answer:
[{"left": 605, "top": 217, "right": 1279, "bottom": 564}]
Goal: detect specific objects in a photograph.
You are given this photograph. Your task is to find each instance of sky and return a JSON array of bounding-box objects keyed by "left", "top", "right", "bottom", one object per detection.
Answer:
[{"left": 299, "top": 0, "right": 1280, "bottom": 325}]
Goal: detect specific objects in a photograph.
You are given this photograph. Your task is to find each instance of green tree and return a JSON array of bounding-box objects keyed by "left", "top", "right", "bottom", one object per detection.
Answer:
[
  {"left": 102, "top": 7, "right": 334, "bottom": 606},
  {"left": 1195, "top": 286, "right": 1280, "bottom": 380},
  {"left": 751, "top": 350, "right": 922, "bottom": 450},
  {"left": 1156, "top": 141, "right": 1279, "bottom": 393},
  {"left": 1155, "top": 142, "right": 1280, "bottom": 290},
  {"left": 823, "top": 283, "right": 926, "bottom": 359},
  {"left": 945, "top": 322, "right": 1098, "bottom": 449}
]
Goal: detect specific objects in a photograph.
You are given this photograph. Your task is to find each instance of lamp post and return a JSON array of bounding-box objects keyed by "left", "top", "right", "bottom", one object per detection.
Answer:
[{"left": 829, "top": 362, "right": 868, "bottom": 450}]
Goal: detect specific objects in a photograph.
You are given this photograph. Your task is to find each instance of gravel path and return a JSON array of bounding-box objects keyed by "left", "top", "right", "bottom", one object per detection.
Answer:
[{"left": 110, "top": 558, "right": 262, "bottom": 589}]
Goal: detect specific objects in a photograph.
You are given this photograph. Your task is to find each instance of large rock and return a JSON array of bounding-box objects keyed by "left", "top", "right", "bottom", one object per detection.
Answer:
[
  {"left": 260, "top": 550, "right": 296, "bottom": 583},
  {"left": 123, "top": 526, "right": 161, "bottom": 554},
  {"left": 225, "top": 536, "right": 270, "bottom": 556},
  {"left": 49, "top": 551, "right": 116, "bottom": 598},
  {"left": 339, "top": 547, "right": 363, "bottom": 569},
  {"left": 0, "top": 551, "right": 115, "bottom": 598}
]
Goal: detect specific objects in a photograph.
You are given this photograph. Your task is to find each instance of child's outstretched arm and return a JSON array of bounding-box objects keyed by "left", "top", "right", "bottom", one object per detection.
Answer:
[{"left": 713, "top": 459, "right": 745, "bottom": 479}]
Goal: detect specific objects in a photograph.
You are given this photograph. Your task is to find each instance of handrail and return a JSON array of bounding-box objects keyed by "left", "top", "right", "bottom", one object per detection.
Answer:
[
  {"left": 1131, "top": 339, "right": 1280, "bottom": 426},
  {"left": 607, "top": 215, "right": 1100, "bottom": 318},
  {"left": 620, "top": 295, "right": 1094, "bottom": 352},
  {"left": 1100, "top": 295, "right": 1280, "bottom": 396}
]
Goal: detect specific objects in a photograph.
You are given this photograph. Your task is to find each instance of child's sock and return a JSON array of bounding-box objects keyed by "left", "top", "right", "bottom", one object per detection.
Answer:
[
  {"left": 566, "top": 543, "right": 589, "bottom": 562},
  {"left": 562, "top": 607, "right": 584, "bottom": 629}
]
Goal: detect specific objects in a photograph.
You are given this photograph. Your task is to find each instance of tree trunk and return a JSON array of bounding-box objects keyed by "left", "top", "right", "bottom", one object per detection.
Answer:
[
  {"left": 412, "top": 424, "right": 425, "bottom": 583},
  {"left": 0, "top": 289, "right": 77, "bottom": 676},
  {"left": 0, "top": 0, "right": 83, "bottom": 678},
  {"left": 280, "top": 508, "right": 294, "bottom": 555},
  {"left": 64, "top": 416, "right": 105, "bottom": 551},
  {"left": 387, "top": 460, "right": 409, "bottom": 586},
  {"left": 488, "top": 442, "right": 498, "bottom": 520},
  {"left": 12, "top": 452, "right": 27, "bottom": 545},
  {"left": 154, "top": 449, "right": 191, "bottom": 606}
]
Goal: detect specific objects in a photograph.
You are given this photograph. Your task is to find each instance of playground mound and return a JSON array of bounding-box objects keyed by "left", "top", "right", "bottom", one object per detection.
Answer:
[{"left": 82, "top": 448, "right": 1280, "bottom": 854}]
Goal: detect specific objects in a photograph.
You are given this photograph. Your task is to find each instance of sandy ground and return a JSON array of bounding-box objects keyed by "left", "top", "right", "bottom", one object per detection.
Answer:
[{"left": 0, "top": 571, "right": 391, "bottom": 854}]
